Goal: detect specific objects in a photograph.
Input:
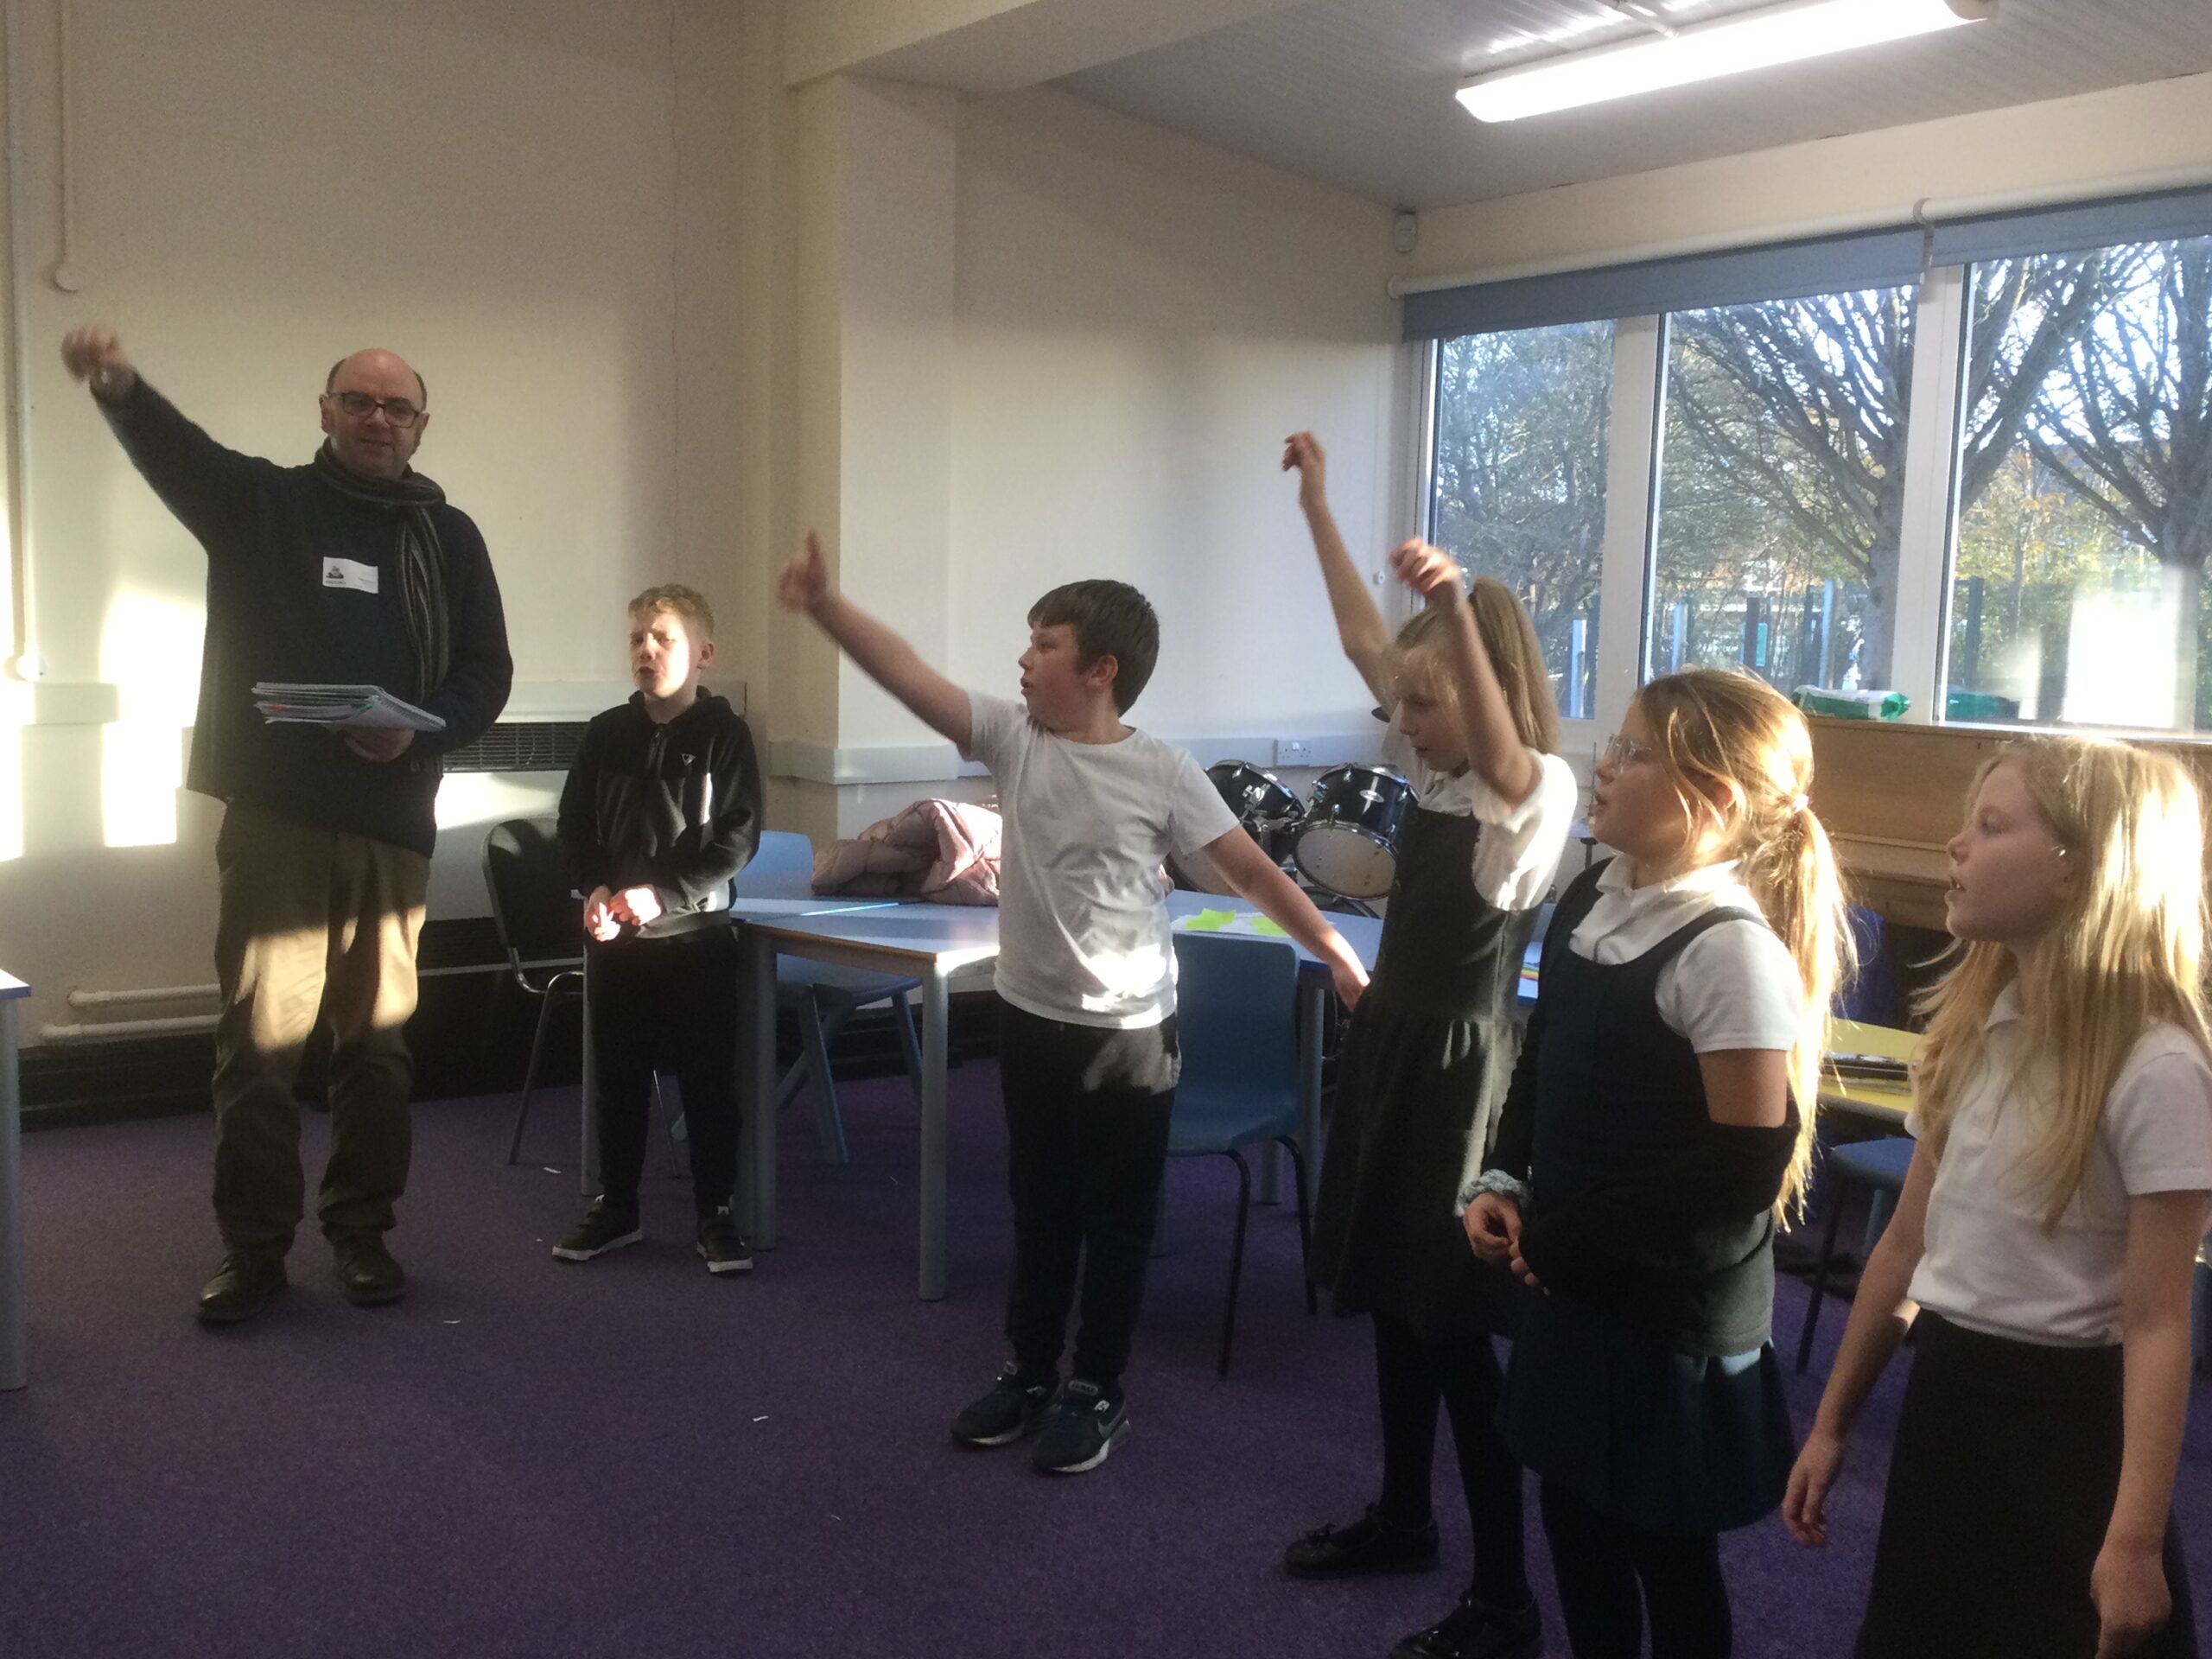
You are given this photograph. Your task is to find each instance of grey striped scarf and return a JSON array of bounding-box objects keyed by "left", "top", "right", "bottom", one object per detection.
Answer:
[{"left": 309, "top": 443, "right": 451, "bottom": 702}]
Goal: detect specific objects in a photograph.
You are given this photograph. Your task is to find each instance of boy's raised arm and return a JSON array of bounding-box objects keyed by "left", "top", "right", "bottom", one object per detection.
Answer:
[
  {"left": 1199, "top": 825, "right": 1367, "bottom": 1011},
  {"left": 779, "top": 532, "right": 971, "bottom": 751}
]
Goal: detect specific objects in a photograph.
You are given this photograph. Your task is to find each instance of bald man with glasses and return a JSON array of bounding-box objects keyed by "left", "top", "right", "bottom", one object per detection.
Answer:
[{"left": 63, "top": 327, "right": 512, "bottom": 1325}]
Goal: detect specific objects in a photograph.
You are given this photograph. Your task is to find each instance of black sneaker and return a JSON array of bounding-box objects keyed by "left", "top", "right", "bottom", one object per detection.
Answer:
[
  {"left": 1390, "top": 1592, "right": 1542, "bottom": 1659},
  {"left": 1284, "top": 1503, "right": 1441, "bottom": 1579},
  {"left": 550, "top": 1201, "right": 642, "bottom": 1262},
  {"left": 950, "top": 1367, "right": 1056, "bottom": 1446},
  {"left": 196, "top": 1249, "right": 286, "bottom": 1325},
  {"left": 1032, "top": 1378, "right": 1128, "bottom": 1474},
  {"left": 696, "top": 1207, "right": 753, "bottom": 1275}
]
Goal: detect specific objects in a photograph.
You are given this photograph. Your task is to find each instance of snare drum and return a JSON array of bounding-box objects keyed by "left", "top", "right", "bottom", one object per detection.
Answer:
[
  {"left": 1206, "top": 760, "right": 1305, "bottom": 861},
  {"left": 1294, "top": 765, "right": 1416, "bottom": 899}
]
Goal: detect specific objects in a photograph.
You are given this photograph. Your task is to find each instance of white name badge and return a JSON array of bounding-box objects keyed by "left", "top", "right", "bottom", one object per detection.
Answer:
[{"left": 322, "top": 556, "right": 379, "bottom": 594}]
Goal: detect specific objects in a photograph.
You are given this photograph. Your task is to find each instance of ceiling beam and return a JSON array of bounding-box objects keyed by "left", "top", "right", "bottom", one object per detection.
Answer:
[{"left": 783, "top": 0, "right": 1310, "bottom": 94}]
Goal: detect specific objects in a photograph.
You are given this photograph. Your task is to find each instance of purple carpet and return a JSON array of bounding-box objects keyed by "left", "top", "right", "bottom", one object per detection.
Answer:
[{"left": 3, "top": 1062, "right": 2208, "bottom": 1658}]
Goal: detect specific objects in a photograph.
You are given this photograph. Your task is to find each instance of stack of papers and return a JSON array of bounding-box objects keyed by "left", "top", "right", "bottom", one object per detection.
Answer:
[{"left": 252, "top": 683, "right": 446, "bottom": 732}]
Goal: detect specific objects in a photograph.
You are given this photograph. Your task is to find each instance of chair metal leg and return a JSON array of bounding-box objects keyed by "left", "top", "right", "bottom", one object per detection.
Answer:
[
  {"left": 1795, "top": 1176, "right": 1854, "bottom": 1375},
  {"left": 890, "top": 993, "right": 925, "bottom": 1106},
  {"left": 798, "top": 995, "right": 849, "bottom": 1165},
  {"left": 506, "top": 993, "right": 558, "bottom": 1166},
  {"left": 655, "top": 1075, "right": 685, "bottom": 1179},
  {"left": 1219, "top": 1149, "right": 1253, "bottom": 1379},
  {"left": 1278, "top": 1136, "right": 1317, "bottom": 1315}
]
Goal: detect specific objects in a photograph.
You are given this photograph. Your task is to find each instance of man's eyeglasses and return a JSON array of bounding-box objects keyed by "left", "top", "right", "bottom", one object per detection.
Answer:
[
  {"left": 1600, "top": 732, "right": 1658, "bottom": 769},
  {"left": 330, "top": 391, "right": 423, "bottom": 429}
]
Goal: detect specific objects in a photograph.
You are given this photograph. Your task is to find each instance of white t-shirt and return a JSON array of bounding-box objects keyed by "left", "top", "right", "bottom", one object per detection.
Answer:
[
  {"left": 1907, "top": 986, "right": 2212, "bottom": 1346},
  {"left": 1565, "top": 856, "right": 1803, "bottom": 1052},
  {"left": 963, "top": 690, "right": 1240, "bottom": 1029},
  {"left": 1381, "top": 726, "right": 1579, "bottom": 912}
]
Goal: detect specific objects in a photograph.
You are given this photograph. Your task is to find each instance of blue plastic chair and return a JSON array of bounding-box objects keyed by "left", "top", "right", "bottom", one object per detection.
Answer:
[
  {"left": 1794, "top": 1134, "right": 1916, "bottom": 1374},
  {"left": 738, "top": 831, "right": 925, "bottom": 1163},
  {"left": 1167, "top": 931, "right": 1316, "bottom": 1377}
]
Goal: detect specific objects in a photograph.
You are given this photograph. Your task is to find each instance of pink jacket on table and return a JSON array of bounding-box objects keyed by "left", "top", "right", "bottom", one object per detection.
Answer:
[{"left": 811, "top": 798, "right": 1001, "bottom": 905}]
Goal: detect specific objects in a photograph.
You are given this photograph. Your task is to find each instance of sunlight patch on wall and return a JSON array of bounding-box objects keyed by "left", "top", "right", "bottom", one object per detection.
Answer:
[{"left": 99, "top": 591, "right": 204, "bottom": 849}]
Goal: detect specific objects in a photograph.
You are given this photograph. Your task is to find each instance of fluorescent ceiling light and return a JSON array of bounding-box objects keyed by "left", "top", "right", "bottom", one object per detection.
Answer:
[{"left": 1459, "top": 0, "right": 1994, "bottom": 124}]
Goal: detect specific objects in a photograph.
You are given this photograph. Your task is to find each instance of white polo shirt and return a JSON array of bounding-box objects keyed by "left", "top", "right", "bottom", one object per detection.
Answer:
[
  {"left": 1381, "top": 727, "right": 1579, "bottom": 913},
  {"left": 1908, "top": 986, "right": 2212, "bottom": 1346}
]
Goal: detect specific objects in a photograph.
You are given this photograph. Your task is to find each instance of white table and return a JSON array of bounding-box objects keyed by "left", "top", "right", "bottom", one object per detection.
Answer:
[
  {"left": 1, "top": 970, "right": 29, "bottom": 1391},
  {"left": 731, "top": 893, "right": 1387, "bottom": 1302}
]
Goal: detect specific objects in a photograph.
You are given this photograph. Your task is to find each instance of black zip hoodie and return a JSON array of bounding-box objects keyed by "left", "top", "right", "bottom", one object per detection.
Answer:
[{"left": 556, "top": 689, "right": 762, "bottom": 938}]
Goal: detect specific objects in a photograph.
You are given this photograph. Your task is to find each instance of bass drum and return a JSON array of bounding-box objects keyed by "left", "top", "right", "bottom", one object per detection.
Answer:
[{"left": 1294, "top": 765, "right": 1416, "bottom": 899}]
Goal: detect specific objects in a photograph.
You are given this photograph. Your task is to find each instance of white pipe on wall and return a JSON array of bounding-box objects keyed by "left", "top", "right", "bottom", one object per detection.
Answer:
[
  {"left": 40, "top": 1014, "right": 217, "bottom": 1042},
  {"left": 1386, "top": 162, "right": 2212, "bottom": 298},
  {"left": 66, "top": 983, "right": 219, "bottom": 1008}
]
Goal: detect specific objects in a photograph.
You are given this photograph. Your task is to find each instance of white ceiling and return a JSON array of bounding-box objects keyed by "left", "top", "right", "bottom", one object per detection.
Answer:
[{"left": 1053, "top": 0, "right": 2212, "bottom": 209}]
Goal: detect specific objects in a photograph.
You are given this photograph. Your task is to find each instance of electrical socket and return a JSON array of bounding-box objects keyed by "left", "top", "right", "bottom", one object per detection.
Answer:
[{"left": 1275, "top": 739, "right": 1314, "bottom": 766}]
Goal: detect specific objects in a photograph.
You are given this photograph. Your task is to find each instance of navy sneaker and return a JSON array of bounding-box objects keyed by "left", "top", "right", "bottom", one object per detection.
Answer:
[
  {"left": 551, "top": 1200, "right": 642, "bottom": 1262},
  {"left": 696, "top": 1207, "right": 753, "bottom": 1274},
  {"left": 950, "top": 1367, "right": 1056, "bottom": 1446},
  {"left": 1032, "top": 1378, "right": 1128, "bottom": 1474}
]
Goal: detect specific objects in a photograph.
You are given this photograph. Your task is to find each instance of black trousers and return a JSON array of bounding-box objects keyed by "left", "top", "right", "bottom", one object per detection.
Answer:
[
  {"left": 587, "top": 927, "right": 742, "bottom": 1219},
  {"left": 998, "top": 1002, "right": 1179, "bottom": 1389}
]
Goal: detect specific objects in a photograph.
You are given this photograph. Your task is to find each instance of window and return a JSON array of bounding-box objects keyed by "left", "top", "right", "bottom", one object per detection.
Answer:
[
  {"left": 1427, "top": 321, "right": 1616, "bottom": 718},
  {"left": 1946, "top": 237, "right": 2212, "bottom": 732},
  {"left": 1649, "top": 285, "right": 1918, "bottom": 694},
  {"left": 1411, "top": 186, "right": 2212, "bottom": 741}
]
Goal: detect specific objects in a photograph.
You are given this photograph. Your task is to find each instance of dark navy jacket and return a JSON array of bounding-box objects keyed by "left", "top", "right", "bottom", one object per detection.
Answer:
[{"left": 101, "top": 380, "right": 512, "bottom": 857}]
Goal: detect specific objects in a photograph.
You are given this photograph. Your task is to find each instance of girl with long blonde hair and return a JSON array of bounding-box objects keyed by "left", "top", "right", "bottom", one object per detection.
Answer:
[
  {"left": 1278, "top": 433, "right": 1576, "bottom": 1659},
  {"left": 1786, "top": 737, "right": 2211, "bottom": 1659},
  {"left": 1464, "top": 666, "right": 1853, "bottom": 1656}
]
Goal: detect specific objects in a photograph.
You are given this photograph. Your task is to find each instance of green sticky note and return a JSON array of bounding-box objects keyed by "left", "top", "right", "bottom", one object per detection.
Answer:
[
  {"left": 1251, "top": 916, "right": 1287, "bottom": 936},
  {"left": 1185, "top": 909, "right": 1236, "bottom": 931}
]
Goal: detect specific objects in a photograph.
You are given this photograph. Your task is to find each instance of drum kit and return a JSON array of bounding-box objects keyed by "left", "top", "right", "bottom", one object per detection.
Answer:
[{"left": 1199, "top": 758, "right": 1417, "bottom": 909}]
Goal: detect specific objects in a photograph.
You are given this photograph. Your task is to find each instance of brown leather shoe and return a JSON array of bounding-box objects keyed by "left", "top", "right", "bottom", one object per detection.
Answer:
[
  {"left": 331, "top": 1232, "right": 406, "bottom": 1306},
  {"left": 196, "top": 1250, "right": 287, "bottom": 1325}
]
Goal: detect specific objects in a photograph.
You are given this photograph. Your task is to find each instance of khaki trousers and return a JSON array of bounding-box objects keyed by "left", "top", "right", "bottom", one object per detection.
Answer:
[{"left": 210, "top": 802, "right": 429, "bottom": 1253}]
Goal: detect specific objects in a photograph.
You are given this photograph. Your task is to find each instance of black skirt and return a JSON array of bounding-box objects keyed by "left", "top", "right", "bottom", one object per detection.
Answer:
[
  {"left": 1498, "top": 1287, "right": 1797, "bottom": 1537},
  {"left": 1858, "top": 1311, "right": 2198, "bottom": 1659}
]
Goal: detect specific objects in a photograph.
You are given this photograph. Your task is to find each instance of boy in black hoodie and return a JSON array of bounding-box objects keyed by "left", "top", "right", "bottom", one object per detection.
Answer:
[{"left": 553, "top": 584, "right": 763, "bottom": 1273}]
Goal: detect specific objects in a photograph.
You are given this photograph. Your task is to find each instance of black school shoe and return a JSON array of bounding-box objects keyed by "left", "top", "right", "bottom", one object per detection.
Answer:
[
  {"left": 196, "top": 1249, "right": 287, "bottom": 1325},
  {"left": 1032, "top": 1378, "right": 1128, "bottom": 1474},
  {"left": 1390, "top": 1592, "right": 1542, "bottom": 1659},
  {"left": 1284, "top": 1504, "right": 1441, "bottom": 1579},
  {"left": 950, "top": 1367, "right": 1057, "bottom": 1446},
  {"left": 331, "top": 1231, "right": 407, "bottom": 1306}
]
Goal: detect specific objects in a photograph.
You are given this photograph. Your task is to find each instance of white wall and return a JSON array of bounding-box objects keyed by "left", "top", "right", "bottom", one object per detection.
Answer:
[{"left": 948, "top": 87, "right": 1406, "bottom": 753}]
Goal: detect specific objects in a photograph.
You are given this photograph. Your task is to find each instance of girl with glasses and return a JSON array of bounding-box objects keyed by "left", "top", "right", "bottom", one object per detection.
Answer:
[
  {"left": 1465, "top": 668, "right": 1851, "bottom": 1657},
  {"left": 1278, "top": 432, "right": 1576, "bottom": 1659},
  {"left": 1785, "top": 738, "right": 2209, "bottom": 1659}
]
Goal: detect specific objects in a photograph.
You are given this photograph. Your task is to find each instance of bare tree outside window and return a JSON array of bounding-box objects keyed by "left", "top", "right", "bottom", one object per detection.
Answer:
[
  {"left": 1429, "top": 321, "right": 1614, "bottom": 717},
  {"left": 1951, "top": 237, "right": 2212, "bottom": 729}
]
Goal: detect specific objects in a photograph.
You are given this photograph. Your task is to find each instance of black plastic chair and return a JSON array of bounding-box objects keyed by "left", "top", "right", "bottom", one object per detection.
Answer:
[
  {"left": 1166, "top": 931, "right": 1315, "bottom": 1377},
  {"left": 483, "top": 818, "right": 671, "bottom": 1168},
  {"left": 1794, "top": 1134, "right": 1916, "bottom": 1374}
]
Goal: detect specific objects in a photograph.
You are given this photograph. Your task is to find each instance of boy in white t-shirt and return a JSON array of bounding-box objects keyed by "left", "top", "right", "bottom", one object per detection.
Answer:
[{"left": 779, "top": 533, "right": 1367, "bottom": 1474}]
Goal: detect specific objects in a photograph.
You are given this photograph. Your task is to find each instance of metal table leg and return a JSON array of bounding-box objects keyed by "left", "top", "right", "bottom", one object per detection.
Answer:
[
  {"left": 578, "top": 953, "right": 599, "bottom": 1196},
  {"left": 746, "top": 929, "right": 778, "bottom": 1249},
  {"left": 918, "top": 969, "right": 950, "bottom": 1301},
  {"left": 0, "top": 996, "right": 24, "bottom": 1392}
]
